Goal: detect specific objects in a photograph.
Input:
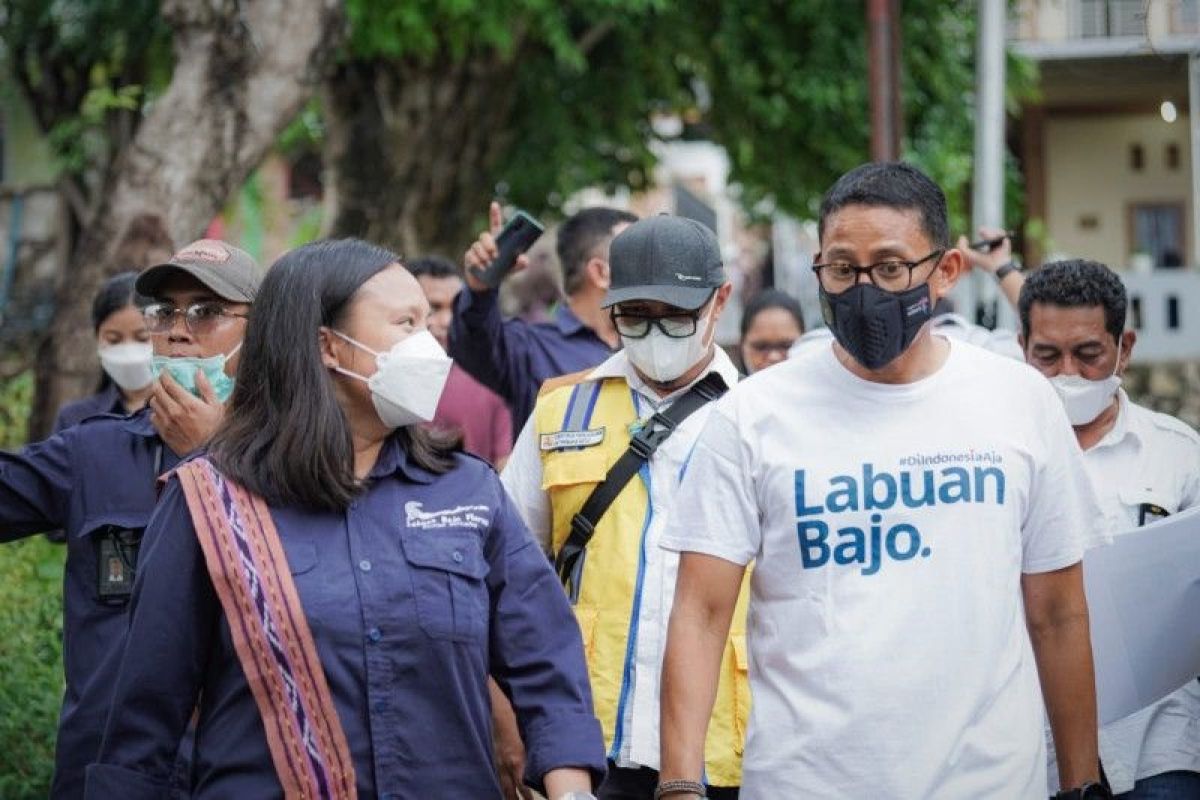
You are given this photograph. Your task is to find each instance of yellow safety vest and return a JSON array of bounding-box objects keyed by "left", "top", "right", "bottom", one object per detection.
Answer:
[{"left": 533, "top": 373, "right": 750, "bottom": 786}]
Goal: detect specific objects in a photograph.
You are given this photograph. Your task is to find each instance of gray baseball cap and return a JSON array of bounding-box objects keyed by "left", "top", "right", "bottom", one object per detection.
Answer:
[
  {"left": 136, "top": 239, "right": 263, "bottom": 303},
  {"left": 602, "top": 214, "right": 725, "bottom": 310}
]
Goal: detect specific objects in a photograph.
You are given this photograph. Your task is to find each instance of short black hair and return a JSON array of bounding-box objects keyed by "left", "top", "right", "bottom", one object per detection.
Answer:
[
  {"left": 92, "top": 271, "right": 150, "bottom": 331},
  {"left": 740, "top": 289, "right": 806, "bottom": 338},
  {"left": 818, "top": 161, "right": 949, "bottom": 249},
  {"left": 557, "top": 207, "right": 639, "bottom": 294},
  {"left": 406, "top": 255, "right": 460, "bottom": 280},
  {"left": 210, "top": 238, "right": 460, "bottom": 512},
  {"left": 1019, "top": 259, "right": 1127, "bottom": 343}
]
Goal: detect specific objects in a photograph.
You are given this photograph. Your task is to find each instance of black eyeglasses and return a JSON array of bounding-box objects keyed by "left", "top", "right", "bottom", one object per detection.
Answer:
[
  {"left": 143, "top": 302, "right": 248, "bottom": 335},
  {"left": 611, "top": 309, "right": 704, "bottom": 339},
  {"left": 812, "top": 249, "right": 944, "bottom": 292}
]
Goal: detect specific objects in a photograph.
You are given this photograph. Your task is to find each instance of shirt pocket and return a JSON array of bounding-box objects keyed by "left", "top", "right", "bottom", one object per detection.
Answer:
[
  {"left": 540, "top": 446, "right": 608, "bottom": 491},
  {"left": 1117, "top": 486, "right": 1177, "bottom": 529},
  {"left": 78, "top": 511, "right": 151, "bottom": 606},
  {"left": 400, "top": 530, "right": 489, "bottom": 642}
]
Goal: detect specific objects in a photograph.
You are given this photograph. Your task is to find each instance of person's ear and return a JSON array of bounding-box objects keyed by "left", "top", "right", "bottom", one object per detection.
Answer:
[
  {"left": 317, "top": 327, "right": 342, "bottom": 371},
  {"left": 930, "top": 248, "right": 964, "bottom": 300},
  {"left": 586, "top": 257, "right": 611, "bottom": 291},
  {"left": 711, "top": 282, "right": 734, "bottom": 319},
  {"left": 1118, "top": 329, "right": 1137, "bottom": 373}
]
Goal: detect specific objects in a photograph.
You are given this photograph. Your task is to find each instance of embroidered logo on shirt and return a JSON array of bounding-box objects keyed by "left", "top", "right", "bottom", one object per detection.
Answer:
[
  {"left": 404, "top": 501, "right": 490, "bottom": 530},
  {"left": 539, "top": 427, "right": 606, "bottom": 451}
]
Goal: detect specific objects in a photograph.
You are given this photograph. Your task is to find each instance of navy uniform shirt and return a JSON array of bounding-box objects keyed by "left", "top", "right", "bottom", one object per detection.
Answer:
[
  {"left": 86, "top": 438, "right": 605, "bottom": 799},
  {"left": 449, "top": 288, "right": 613, "bottom": 433},
  {"left": 0, "top": 409, "right": 177, "bottom": 799},
  {"left": 52, "top": 383, "right": 125, "bottom": 433}
]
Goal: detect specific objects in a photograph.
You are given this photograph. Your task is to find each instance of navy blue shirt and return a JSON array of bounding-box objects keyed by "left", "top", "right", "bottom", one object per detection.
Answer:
[
  {"left": 86, "top": 438, "right": 605, "bottom": 799},
  {"left": 449, "top": 288, "right": 613, "bottom": 433},
  {"left": 53, "top": 384, "right": 125, "bottom": 433},
  {"left": 0, "top": 409, "right": 177, "bottom": 799}
]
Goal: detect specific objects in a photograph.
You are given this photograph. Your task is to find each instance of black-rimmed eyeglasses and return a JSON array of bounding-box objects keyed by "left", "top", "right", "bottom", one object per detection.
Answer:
[{"left": 812, "top": 249, "right": 944, "bottom": 292}]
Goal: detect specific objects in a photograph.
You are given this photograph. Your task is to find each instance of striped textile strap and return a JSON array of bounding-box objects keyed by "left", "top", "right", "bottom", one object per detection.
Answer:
[{"left": 176, "top": 458, "right": 356, "bottom": 799}]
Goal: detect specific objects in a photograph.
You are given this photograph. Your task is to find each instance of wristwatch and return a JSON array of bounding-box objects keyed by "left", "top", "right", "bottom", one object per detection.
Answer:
[
  {"left": 1053, "top": 782, "right": 1112, "bottom": 800},
  {"left": 994, "top": 261, "right": 1018, "bottom": 281}
]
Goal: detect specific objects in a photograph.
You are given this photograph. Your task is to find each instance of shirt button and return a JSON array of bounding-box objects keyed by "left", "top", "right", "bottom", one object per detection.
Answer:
[
  {"left": 359, "top": 559, "right": 372, "bottom": 572},
  {"left": 451, "top": 550, "right": 464, "bottom": 563},
  {"left": 366, "top": 627, "right": 382, "bottom": 643}
]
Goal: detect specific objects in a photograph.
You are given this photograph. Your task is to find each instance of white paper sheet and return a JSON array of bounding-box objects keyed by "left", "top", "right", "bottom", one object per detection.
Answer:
[{"left": 1083, "top": 504, "right": 1200, "bottom": 725}]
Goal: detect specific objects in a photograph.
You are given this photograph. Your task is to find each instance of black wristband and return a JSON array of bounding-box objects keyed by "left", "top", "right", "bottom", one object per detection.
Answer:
[{"left": 995, "top": 261, "right": 1018, "bottom": 281}]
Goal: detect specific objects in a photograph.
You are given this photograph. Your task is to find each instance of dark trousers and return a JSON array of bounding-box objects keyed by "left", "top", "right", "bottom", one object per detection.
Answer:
[{"left": 597, "top": 762, "right": 739, "bottom": 800}]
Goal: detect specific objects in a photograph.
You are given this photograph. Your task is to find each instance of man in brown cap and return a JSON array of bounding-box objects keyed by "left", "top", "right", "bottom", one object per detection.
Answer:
[
  {"left": 0, "top": 238, "right": 263, "bottom": 798},
  {"left": 136, "top": 238, "right": 263, "bottom": 454}
]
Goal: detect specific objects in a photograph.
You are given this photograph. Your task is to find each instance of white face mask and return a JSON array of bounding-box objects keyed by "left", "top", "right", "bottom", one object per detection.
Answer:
[
  {"left": 331, "top": 329, "right": 453, "bottom": 429},
  {"left": 1049, "top": 357, "right": 1122, "bottom": 426},
  {"left": 98, "top": 342, "right": 154, "bottom": 392},
  {"left": 621, "top": 302, "right": 715, "bottom": 383}
]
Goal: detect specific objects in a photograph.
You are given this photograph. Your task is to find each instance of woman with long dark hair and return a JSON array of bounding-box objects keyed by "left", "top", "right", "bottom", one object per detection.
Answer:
[
  {"left": 52, "top": 272, "right": 154, "bottom": 431},
  {"left": 87, "top": 239, "right": 605, "bottom": 799}
]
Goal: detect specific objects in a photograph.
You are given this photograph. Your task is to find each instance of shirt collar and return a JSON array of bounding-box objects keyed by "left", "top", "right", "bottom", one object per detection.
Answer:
[
  {"left": 554, "top": 303, "right": 588, "bottom": 337},
  {"left": 369, "top": 433, "right": 438, "bottom": 484},
  {"left": 120, "top": 407, "right": 159, "bottom": 438},
  {"left": 1093, "top": 389, "right": 1142, "bottom": 451}
]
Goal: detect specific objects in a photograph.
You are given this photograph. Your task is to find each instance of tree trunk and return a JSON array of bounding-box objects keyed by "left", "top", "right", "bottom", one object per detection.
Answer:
[
  {"left": 29, "top": 0, "right": 343, "bottom": 439},
  {"left": 322, "top": 51, "right": 523, "bottom": 259}
]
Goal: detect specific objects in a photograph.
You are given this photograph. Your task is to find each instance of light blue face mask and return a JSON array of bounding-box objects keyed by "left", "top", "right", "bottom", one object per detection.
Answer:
[{"left": 151, "top": 342, "right": 241, "bottom": 402}]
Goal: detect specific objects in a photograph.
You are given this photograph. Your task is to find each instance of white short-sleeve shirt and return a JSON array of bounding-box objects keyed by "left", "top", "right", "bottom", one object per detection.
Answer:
[
  {"left": 1044, "top": 391, "right": 1200, "bottom": 794},
  {"left": 662, "top": 337, "right": 1102, "bottom": 799}
]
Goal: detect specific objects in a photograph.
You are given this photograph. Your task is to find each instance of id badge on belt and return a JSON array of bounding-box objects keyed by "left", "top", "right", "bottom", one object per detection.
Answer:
[{"left": 96, "top": 526, "right": 143, "bottom": 603}]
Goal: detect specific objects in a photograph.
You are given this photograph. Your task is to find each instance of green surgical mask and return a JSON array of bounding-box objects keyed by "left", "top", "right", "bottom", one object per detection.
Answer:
[{"left": 151, "top": 343, "right": 241, "bottom": 402}]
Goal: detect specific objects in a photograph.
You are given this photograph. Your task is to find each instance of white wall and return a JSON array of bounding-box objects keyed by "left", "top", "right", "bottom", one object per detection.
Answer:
[{"left": 1044, "top": 112, "right": 1193, "bottom": 266}]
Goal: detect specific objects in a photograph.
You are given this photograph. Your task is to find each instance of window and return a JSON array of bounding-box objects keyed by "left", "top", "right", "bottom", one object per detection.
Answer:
[
  {"left": 1077, "top": 0, "right": 1146, "bottom": 37},
  {"left": 1130, "top": 143, "right": 1144, "bottom": 171},
  {"left": 1166, "top": 143, "right": 1181, "bottom": 171},
  {"left": 1130, "top": 203, "right": 1185, "bottom": 268},
  {"left": 1174, "top": 0, "right": 1199, "bottom": 34}
]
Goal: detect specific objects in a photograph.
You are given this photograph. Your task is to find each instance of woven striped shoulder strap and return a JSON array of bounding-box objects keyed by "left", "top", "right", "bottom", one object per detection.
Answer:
[{"left": 176, "top": 458, "right": 356, "bottom": 799}]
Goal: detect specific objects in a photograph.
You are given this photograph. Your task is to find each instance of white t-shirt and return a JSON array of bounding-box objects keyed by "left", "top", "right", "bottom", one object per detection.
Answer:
[{"left": 661, "top": 337, "right": 1102, "bottom": 799}]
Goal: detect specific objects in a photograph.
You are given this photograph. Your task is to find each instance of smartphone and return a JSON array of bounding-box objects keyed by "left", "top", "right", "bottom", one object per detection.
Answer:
[
  {"left": 969, "top": 231, "right": 1014, "bottom": 253},
  {"left": 469, "top": 210, "right": 545, "bottom": 288}
]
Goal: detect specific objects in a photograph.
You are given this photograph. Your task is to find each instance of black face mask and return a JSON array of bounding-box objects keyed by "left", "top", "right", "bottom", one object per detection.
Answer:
[{"left": 819, "top": 281, "right": 933, "bottom": 370}]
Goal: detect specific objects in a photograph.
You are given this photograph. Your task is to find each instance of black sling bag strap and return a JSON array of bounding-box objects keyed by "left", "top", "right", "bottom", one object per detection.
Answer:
[{"left": 555, "top": 370, "right": 729, "bottom": 586}]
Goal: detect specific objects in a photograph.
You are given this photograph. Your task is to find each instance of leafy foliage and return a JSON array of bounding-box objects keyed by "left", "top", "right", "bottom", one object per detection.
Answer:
[
  {"left": 341, "top": 0, "right": 1034, "bottom": 235},
  {"left": 0, "top": 372, "right": 64, "bottom": 797}
]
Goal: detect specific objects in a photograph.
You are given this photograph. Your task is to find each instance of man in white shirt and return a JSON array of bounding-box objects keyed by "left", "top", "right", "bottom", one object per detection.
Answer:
[
  {"left": 1019, "top": 258, "right": 1200, "bottom": 799},
  {"left": 658, "top": 162, "right": 1107, "bottom": 800},
  {"left": 502, "top": 215, "right": 748, "bottom": 799}
]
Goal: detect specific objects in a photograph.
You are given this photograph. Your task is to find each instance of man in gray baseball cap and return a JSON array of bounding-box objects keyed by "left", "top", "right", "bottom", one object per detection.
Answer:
[
  {"left": 498, "top": 213, "right": 747, "bottom": 799},
  {"left": 601, "top": 214, "right": 732, "bottom": 389},
  {"left": 137, "top": 238, "right": 264, "bottom": 455}
]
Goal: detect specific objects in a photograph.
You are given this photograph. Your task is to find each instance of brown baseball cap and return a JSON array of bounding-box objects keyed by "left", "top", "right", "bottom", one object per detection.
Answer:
[{"left": 136, "top": 239, "right": 264, "bottom": 303}]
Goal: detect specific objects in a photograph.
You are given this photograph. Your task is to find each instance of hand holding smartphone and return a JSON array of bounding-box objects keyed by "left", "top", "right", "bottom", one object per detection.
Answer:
[{"left": 468, "top": 210, "right": 545, "bottom": 289}]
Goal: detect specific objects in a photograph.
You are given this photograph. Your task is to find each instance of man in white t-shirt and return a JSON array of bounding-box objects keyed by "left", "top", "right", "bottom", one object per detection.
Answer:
[
  {"left": 656, "top": 162, "right": 1108, "bottom": 800},
  {"left": 1018, "top": 259, "right": 1200, "bottom": 800}
]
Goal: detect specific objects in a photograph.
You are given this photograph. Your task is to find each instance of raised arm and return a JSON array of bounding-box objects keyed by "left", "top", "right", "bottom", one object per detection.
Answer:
[
  {"left": 448, "top": 202, "right": 537, "bottom": 410},
  {"left": 0, "top": 430, "right": 75, "bottom": 540}
]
